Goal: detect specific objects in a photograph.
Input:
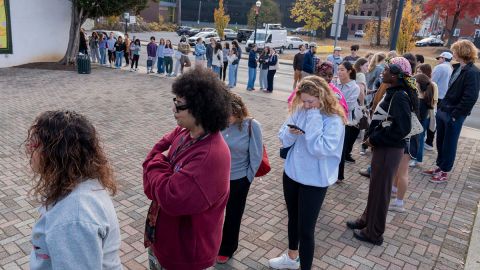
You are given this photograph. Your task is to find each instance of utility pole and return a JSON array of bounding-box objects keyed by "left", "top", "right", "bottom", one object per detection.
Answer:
[
  {"left": 197, "top": 1, "right": 202, "bottom": 25},
  {"left": 333, "top": 0, "right": 345, "bottom": 48},
  {"left": 177, "top": 0, "right": 182, "bottom": 25},
  {"left": 389, "top": 0, "right": 405, "bottom": 51}
]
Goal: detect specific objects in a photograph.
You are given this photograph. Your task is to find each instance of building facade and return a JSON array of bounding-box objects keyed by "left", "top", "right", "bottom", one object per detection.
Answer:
[
  {"left": 140, "top": 0, "right": 177, "bottom": 23},
  {"left": 0, "top": 0, "right": 71, "bottom": 68},
  {"left": 346, "top": 0, "right": 390, "bottom": 35}
]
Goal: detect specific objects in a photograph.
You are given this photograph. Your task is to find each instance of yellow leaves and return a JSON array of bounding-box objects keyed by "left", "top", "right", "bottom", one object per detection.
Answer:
[
  {"left": 397, "top": 0, "right": 422, "bottom": 54},
  {"left": 214, "top": 0, "right": 230, "bottom": 39},
  {"left": 290, "top": 0, "right": 336, "bottom": 31}
]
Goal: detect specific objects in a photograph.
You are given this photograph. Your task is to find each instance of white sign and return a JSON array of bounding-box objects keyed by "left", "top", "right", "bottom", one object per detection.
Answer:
[
  {"left": 453, "top": 28, "right": 460, "bottom": 37},
  {"left": 330, "top": 0, "right": 345, "bottom": 38},
  {"left": 129, "top": 16, "right": 136, "bottom": 24},
  {"left": 123, "top": 12, "right": 130, "bottom": 20}
]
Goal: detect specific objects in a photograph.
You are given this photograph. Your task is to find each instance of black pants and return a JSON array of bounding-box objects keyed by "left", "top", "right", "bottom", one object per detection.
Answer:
[
  {"left": 426, "top": 99, "right": 441, "bottom": 146},
  {"left": 219, "top": 177, "right": 251, "bottom": 257},
  {"left": 338, "top": 125, "right": 360, "bottom": 180},
  {"left": 108, "top": 50, "right": 115, "bottom": 64},
  {"left": 124, "top": 51, "right": 130, "bottom": 65},
  {"left": 356, "top": 147, "right": 403, "bottom": 242},
  {"left": 283, "top": 173, "right": 327, "bottom": 270},
  {"left": 221, "top": 61, "right": 228, "bottom": 81},
  {"left": 131, "top": 55, "right": 139, "bottom": 69},
  {"left": 267, "top": 70, "right": 276, "bottom": 91}
]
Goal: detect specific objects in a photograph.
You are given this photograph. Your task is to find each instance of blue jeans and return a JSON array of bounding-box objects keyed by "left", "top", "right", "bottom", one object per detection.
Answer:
[
  {"left": 435, "top": 110, "right": 466, "bottom": 172},
  {"left": 247, "top": 67, "right": 257, "bottom": 89},
  {"left": 115, "top": 51, "right": 124, "bottom": 67},
  {"left": 99, "top": 48, "right": 107, "bottom": 65},
  {"left": 212, "top": 65, "right": 221, "bottom": 77},
  {"left": 259, "top": 68, "right": 268, "bottom": 89},
  {"left": 414, "top": 118, "right": 430, "bottom": 163},
  {"left": 233, "top": 61, "right": 239, "bottom": 86},
  {"left": 228, "top": 64, "right": 238, "bottom": 88},
  {"left": 157, "top": 57, "right": 164, "bottom": 73}
]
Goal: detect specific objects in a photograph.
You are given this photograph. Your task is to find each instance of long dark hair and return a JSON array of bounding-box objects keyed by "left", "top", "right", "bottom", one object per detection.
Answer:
[
  {"left": 25, "top": 111, "right": 116, "bottom": 208},
  {"left": 340, "top": 61, "right": 356, "bottom": 80},
  {"left": 165, "top": 39, "right": 173, "bottom": 49},
  {"left": 214, "top": 42, "right": 222, "bottom": 54},
  {"left": 414, "top": 74, "right": 434, "bottom": 109}
]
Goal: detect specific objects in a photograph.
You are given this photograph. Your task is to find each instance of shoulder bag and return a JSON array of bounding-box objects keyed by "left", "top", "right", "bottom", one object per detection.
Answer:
[{"left": 248, "top": 119, "right": 271, "bottom": 177}]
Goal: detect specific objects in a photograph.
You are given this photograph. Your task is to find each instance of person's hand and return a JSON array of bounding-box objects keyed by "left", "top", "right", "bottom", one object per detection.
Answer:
[{"left": 289, "top": 127, "right": 304, "bottom": 135}]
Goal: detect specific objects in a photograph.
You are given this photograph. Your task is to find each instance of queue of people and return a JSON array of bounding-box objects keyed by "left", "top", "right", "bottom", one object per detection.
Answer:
[{"left": 34, "top": 35, "right": 479, "bottom": 269}]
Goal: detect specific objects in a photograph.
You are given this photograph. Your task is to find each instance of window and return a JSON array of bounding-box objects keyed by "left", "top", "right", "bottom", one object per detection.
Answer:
[
  {"left": 351, "top": 24, "right": 356, "bottom": 31},
  {"left": 375, "top": 11, "right": 379, "bottom": 17},
  {"left": 360, "top": 11, "right": 365, "bottom": 16},
  {"left": 367, "top": 11, "right": 372, "bottom": 16},
  {"left": 353, "top": 10, "right": 357, "bottom": 15},
  {"left": 358, "top": 24, "right": 363, "bottom": 30}
]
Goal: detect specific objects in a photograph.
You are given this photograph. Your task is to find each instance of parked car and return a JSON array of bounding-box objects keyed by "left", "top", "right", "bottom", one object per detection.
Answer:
[
  {"left": 291, "top": 27, "right": 314, "bottom": 36},
  {"left": 354, "top": 30, "right": 365, "bottom": 38},
  {"left": 199, "top": 28, "right": 216, "bottom": 33},
  {"left": 187, "top": 32, "right": 221, "bottom": 46},
  {"left": 176, "top": 26, "right": 192, "bottom": 36},
  {"left": 223, "top": 28, "right": 238, "bottom": 40},
  {"left": 285, "top": 36, "right": 308, "bottom": 49},
  {"left": 186, "top": 28, "right": 200, "bottom": 37},
  {"left": 237, "top": 29, "right": 254, "bottom": 42},
  {"left": 415, "top": 37, "right": 444, "bottom": 47}
]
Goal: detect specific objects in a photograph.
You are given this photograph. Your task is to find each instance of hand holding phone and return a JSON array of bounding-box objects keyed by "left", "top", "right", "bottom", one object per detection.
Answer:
[{"left": 287, "top": 124, "right": 305, "bottom": 134}]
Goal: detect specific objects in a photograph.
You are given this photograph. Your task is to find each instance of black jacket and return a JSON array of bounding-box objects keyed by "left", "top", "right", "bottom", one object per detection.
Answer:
[
  {"left": 368, "top": 86, "right": 412, "bottom": 148},
  {"left": 293, "top": 52, "right": 305, "bottom": 71},
  {"left": 206, "top": 44, "right": 214, "bottom": 60},
  {"left": 440, "top": 62, "right": 480, "bottom": 118}
]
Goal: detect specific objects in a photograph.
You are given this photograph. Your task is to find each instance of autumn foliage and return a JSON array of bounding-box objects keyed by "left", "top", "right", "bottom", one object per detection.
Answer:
[
  {"left": 214, "top": 0, "right": 230, "bottom": 40},
  {"left": 397, "top": 0, "right": 422, "bottom": 54}
]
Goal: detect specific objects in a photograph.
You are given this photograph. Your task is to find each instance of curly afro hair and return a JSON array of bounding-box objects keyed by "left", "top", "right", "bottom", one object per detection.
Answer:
[{"left": 172, "top": 67, "right": 231, "bottom": 133}]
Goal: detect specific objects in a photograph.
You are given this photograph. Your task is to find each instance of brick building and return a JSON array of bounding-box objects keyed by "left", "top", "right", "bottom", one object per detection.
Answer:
[
  {"left": 346, "top": 0, "right": 390, "bottom": 35},
  {"left": 139, "top": 0, "right": 177, "bottom": 24}
]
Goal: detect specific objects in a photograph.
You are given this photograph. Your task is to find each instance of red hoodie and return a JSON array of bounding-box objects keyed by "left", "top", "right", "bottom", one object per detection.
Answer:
[{"left": 143, "top": 127, "right": 231, "bottom": 270}]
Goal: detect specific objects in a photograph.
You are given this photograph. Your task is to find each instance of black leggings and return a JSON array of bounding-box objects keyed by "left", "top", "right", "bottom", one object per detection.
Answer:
[
  {"left": 221, "top": 61, "right": 228, "bottom": 81},
  {"left": 218, "top": 177, "right": 251, "bottom": 257},
  {"left": 267, "top": 70, "right": 276, "bottom": 91},
  {"left": 131, "top": 55, "right": 139, "bottom": 69},
  {"left": 108, "top": 50, "right": 115, "bottom": 63},
  {"left": 338, "top": 125, "right": 360, "bottom": 180},
  {"left": 283, "top": 173, "right": 327, "bottom": 270}
]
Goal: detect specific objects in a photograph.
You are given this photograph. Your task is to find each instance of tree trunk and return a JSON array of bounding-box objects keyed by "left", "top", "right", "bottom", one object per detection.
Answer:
[
  {"left": 60, "top": 2, "right": 87, "bottom": 65},
  {"left": 388, "top": 0, "right": 398, "bottom": 46},
  {"left": 441, "top": 13, "right": 449, "bottom": 40},
  {"left": 376, "top": 0, "right": 382, "bottom": 46},
  {"left": 447, "top": 11, "right": 460, "bottom": 46}
]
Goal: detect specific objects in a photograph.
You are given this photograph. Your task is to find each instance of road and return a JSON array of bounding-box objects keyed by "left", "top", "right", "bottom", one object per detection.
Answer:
[{"left": 127, "top": 31, "right": 480, "bottom": 130}]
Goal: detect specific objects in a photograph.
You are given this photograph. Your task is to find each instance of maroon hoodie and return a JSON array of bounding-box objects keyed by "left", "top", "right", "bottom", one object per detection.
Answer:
[{"left": 143, "top": 127, "right": 231, "bottom": 270}]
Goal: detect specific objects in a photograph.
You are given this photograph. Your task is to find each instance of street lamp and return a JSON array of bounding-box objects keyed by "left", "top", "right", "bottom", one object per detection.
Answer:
[{"left": 253, "top": 0, "right": 261, "bottom": 45}]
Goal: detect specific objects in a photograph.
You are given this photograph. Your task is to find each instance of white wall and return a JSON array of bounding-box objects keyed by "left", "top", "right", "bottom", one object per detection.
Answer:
[{"left": 0, "top": 0, "right": 71, "bottom": 68}]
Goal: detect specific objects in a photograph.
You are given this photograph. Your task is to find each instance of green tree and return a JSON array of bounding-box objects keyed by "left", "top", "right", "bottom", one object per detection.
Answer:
[
  {"left": 62, "top": 0, "right": 155, "bottom": 65},
  {"left": 247, "top": 0, "right": 281, "bottom": 28},
  {"left": 396, "top": 0, "right": 421, "bottom": 54},
  {"left": 214, "top": 0, "right": 230, "bottom": 40}
]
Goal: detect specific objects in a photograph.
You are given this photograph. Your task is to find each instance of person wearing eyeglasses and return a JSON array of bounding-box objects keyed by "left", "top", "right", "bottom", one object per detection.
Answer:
[
  {"left": 344, "top": 44, "right": 360, "bottom": 64},
  {"left": 346, "top": 57, "right": 417, "bottom": 246},
  {"left": 143, "top": 67, "right": 231, "bottom": 270}
]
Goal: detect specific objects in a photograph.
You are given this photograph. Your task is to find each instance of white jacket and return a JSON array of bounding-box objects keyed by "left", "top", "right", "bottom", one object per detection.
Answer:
[{"left": 212, "top": 50, "right": 223, "bottom": 67}]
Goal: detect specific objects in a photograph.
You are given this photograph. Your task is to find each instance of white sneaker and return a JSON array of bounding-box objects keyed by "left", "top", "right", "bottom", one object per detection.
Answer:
[
  {"left": 424, "top": 144, "right": 434, "bottom": 151},
  {"left": 268, "top": 253, "right": 300, "bottom": 270},
  {"left": 409, "top": 160, "right": 417, "bottom": 167},
  {"left": 360, "top": 148, "right": 366, "bottom": 155},
  {"left": 389, "top": 201, "right": 405, "bottom": 213}
]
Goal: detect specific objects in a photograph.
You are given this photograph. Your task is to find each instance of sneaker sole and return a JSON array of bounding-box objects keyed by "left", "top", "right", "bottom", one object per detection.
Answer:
[
  {"left": 269, "top": 265, "right": 300, "bottom": 270},
  {"left": 429, "top": 179, "right": 448, "bottom": 183}
]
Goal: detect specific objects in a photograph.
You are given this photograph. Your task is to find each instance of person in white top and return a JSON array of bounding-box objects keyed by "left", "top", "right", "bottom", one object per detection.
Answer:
[
  {"left": 270, "top": 76, "right": 346, "bottom": 270},
  {"left": 211, "top": 42, "right": 224, "bottom": 78}
]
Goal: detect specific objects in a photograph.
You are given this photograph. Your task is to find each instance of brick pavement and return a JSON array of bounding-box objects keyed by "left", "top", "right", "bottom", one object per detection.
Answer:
[{"left": 1, "top": 66, "right": 480, "bottom": 269}]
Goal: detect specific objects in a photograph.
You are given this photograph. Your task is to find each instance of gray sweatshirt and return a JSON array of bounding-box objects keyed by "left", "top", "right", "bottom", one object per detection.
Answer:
[
  {"left": 30, "top": 179, "right": 122, "bottom": 270},
  {"left": 221, "top": 118, "right": 263, "bottom": 182}
]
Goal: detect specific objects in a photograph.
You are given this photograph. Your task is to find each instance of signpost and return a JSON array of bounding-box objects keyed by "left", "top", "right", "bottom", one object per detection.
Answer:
[
  {"left": 331, "top": 0, "right": 345, "bottom": 47},
  {"left": 123, "top": 12, "right": 129, "bottom": 35}
]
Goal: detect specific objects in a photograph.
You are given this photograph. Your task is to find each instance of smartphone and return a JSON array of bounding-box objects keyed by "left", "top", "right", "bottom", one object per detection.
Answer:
[{"left": 287, "top": 124, "right": 305, "bottom": 134}]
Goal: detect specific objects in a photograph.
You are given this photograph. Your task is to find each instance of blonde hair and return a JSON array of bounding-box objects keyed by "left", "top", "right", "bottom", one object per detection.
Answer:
[
  {"left": 451, "top": 40, "right": 478, "bottom": 63},
  {"left": 291, "top": 76, "right": 347, "bottom": 124},
  {"left": 229, "top": 92, "right": 250, "bottom": 130},
  {"left": 368, "top": 52, "right": 386, "bottom": 72}
]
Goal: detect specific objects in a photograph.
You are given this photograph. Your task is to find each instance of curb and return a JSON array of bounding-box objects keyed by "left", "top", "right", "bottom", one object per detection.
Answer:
[{"left": 465, "top": 202, "right": 480, "bottom": 270}]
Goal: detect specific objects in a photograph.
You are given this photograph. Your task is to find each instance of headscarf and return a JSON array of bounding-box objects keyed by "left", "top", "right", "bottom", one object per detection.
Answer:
[{"left": 386, "top": 57, "right": 417, "bottom": 91}]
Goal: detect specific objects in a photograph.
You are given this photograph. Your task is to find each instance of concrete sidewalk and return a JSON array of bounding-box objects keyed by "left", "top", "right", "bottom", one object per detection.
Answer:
[{"left": 1, "top": 66, "right": 479, "bottom": 269}]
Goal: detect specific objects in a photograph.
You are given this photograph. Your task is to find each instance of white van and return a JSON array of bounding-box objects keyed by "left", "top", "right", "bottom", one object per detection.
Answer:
[{"left": 246, "top": 27, "right": 287, "bottom": 54}]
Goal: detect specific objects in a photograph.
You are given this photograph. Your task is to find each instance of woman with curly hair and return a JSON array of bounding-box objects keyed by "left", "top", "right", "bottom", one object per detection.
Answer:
[
  {"left": 143, "top": 67, "right": 232, "bottom": 270},
  {"left": 270, "top": 76, "right": 346, "bottom": 270},
  {"left": 217, "top": 92, "right": 263, "bottom": 264},
  {"left": 27, "top": 110, "right": 121, "bottom": 269}
]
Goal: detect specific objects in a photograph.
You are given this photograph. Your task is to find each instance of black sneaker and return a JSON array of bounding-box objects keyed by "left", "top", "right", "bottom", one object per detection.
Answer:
[{"left": 345, "top": 156, "right": 356, "bottom": 163}]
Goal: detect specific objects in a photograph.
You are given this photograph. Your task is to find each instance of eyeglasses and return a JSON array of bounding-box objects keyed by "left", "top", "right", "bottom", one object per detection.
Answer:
[{"left": 173, "top": 98, "right": 189, "bottom": 113}]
